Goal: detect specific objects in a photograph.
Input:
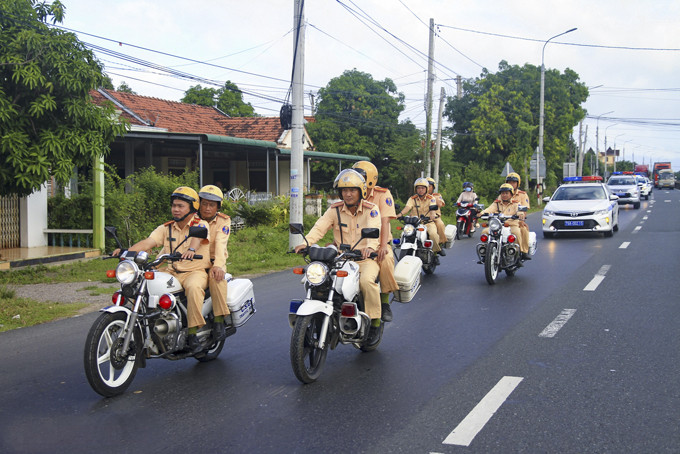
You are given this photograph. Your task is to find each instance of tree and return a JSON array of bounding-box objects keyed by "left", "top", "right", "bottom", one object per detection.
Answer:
[
  {"left": 0, "top": 0, "right": 127, "bottom": 196},
  {"left": 305, "top": 69, "right": 420, "bottom": 198},
  {"left": 181, "top": 81, "right": 256, "bottom": 117},
  {"left": 116, "top": 81, "right": 136, "bottom": 94},
  {"left": 444, "top": 61, "right": 588, "bottom": 189}
]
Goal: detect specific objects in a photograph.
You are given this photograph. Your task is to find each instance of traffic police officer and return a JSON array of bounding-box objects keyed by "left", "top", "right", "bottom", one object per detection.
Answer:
[
  {"left": 427, "top": 177, "right": 448, "bottom": 252},
  {"left": 352, "top": 160, "right": 398, "bottom": 322},
  {"left": 505, "top": 172, "right": 531, "bottom": 260},
  {"left": 480, "top": 184, "right": 522, "bottom": 261},
  {"left": 294, "top": 169, "right": 383, "bottom": 343},
  {"left": 198, "top": 185, "right": 232, "bottom": 341},
  {"left": 397, "top": 178, "right": 443, "bottom": 255}
]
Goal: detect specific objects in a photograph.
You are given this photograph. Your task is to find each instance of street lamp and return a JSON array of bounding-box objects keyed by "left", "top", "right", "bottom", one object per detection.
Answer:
[
  {"left": 594, "top": 111, "right": 614, "bottom": 176},
  {"left": 537, "top": 27, "right": 576, "bottom": 205},
  {"left": 603, "top": 123, "right": 618, "bottom": 178}
]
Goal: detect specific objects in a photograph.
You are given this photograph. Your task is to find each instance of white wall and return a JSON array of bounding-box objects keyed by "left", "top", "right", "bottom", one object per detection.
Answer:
[{"left": 20, "top": 185, "right": 48, "bottom": 247}]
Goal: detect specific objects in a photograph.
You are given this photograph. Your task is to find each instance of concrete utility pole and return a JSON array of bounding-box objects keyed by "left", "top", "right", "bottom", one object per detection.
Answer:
[
  {"left": 289, "top": 0, "right": 305, "bottom": 248},
  {"left": 594, "top": 111, "right": 613, "bottom": 177},
  {"left": 433, "top": 87, "right": 446, "bottom": 186},
  {"left": 424, "top": 18, "right": 435, "bottom": 177}
]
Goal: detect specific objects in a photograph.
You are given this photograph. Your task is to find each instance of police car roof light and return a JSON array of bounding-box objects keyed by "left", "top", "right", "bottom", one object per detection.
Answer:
[{"left": 563, "top": 176, "right": 602, "bottom": 182}]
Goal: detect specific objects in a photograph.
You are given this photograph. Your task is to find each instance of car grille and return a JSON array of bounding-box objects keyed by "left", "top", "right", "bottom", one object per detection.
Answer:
[
  {"left": 553, "top": 219, "right": 599, "bottom": 229},
  {"left": 555, "top": 211, "right": 594, "bottom": 217}
]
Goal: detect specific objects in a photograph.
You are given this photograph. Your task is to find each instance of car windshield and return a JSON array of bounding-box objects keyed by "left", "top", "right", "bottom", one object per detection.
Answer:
[
  {"left": 607, "top": 178, "right": 635, "bottom": 186},
  {"left": 552, "top": 186, "right": 607, "bottom": 201}
]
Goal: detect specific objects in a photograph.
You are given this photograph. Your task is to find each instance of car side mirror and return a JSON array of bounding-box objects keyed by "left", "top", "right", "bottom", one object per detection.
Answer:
[
  {"left": 188, "top": 226, "right": 208, "bottom": 239},
  {"left": 610, "top": 194, "right": 619, "bottom": 201},
  {"left": 542, "top": 196, "right": 551, "bottom": 203},
  {"left": 289, "top": 223, "right": 304, "bottom": 234}
]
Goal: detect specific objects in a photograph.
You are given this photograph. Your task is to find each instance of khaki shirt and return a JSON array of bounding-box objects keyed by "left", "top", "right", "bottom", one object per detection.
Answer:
[
  {"left": 403, "top": 194, "right": 438, "bottom": 218},
  {"left": 365, "top": 186, "right": 396, "bottom": 241},
  {"left": 205, "top": 212, "right": 230, "bottom": 270},
  {"left": 512, "top": 189, "right": 530, "bottom": 208},
  {"left": 148, "top": 214, "right": 211, "bottom": 272},
  {"left": 481, "top": 199, "right": 520, "bottom": 227},
  {"left": 304, "top": 200, "right": 381, "bottom": 250}
]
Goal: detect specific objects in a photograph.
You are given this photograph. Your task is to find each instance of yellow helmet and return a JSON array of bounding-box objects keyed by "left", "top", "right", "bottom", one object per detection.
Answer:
[
  {"left": 171, "top": 186, "right": 199, "bottom": 211},
  {"left": 414, "top": 177, "right": 429, "bottom": 191},
  {"left": 352, "top": 161, "right": 378, "bottom": 188},
  {"left": 499, "top": 183, "right": 514, "bottom": 194},
  {"left": 334, "top": 169, "right": 367, "bottom": 200},
  {"left": 426, "top": 177, "right": 436, "bottom": 191},
  {"left": 198, "top": 185, "right": 224, "bottom": 204},
  {"left": 506, "top": 172, "right": 521, "bottom": 186}
]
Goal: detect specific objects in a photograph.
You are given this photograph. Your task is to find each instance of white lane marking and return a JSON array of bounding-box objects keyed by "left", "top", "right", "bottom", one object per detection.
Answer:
[
  {"left": 584, "top": 265, "right": 610, "bottom": 291},
  {"left": 597, "top": 264, "right": 611, "bottom": 275},
  {"left": 443, "top": 376, "right": 524, "bottom": 446},
  {"left": 619, "top": 242, "right": 630, "bottom": 249},
  {"left": 665, "top": 200, "right": 671, "bottom": 203},
  {"left": 643, "top": 216, "right": 648, "bottom": 220},
  {"left": 633, "top": 226, "right": 642, "bottom": 233},
  {"left": 539, "top": 309, "right": 577, "bottom": 338},
  {"left": 647, "top": 210, "right": 652, "bottom": 213}
]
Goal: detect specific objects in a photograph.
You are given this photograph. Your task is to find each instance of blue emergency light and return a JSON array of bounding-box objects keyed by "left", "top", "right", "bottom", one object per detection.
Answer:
[{"left": 563, "top": 176, "right": 603, "bottom": 182}]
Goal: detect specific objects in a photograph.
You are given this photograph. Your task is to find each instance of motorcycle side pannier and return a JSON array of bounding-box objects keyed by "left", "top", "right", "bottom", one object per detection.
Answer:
[
  {"left": 528, "top": 231, "right": 537, "bottom": 256},
  {"left": 226, "top": 278, "right": 256, "bottom": 327},
  {"left": 444, "top": 224, "right": 456, "bottom": 248},
  {"left": 393, "top": 255, "right": 422, "bottom": 303}
]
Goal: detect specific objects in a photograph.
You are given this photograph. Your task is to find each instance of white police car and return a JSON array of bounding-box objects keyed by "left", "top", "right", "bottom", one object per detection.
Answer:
[
  {"left": 607, "top": 172, "right": 641, "bottom": 209},
  {"left": 542, "top": 176, "right": 619, "bottom": 238},
  {"left": 636, "top": 174, "right": 652, "bottom": 200}
]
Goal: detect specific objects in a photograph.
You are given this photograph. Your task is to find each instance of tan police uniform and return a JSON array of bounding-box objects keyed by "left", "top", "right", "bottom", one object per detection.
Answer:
[
  {"left": 302, "top": 200, "right": 382, "bottom": 319},
  {"left": 205, "top": 212, "right": 231, "bottom": 318},
  {"left": 365, "top": 186, "right": 398, "bottom": 294},
  {"left": 148, "top": 214, "right": 211, "bottom": 329},
  {"left": 511, "top": 189, "right": 530, "bottom": 254},
  {"left": 480, "top": 199, "right": 522, "bottom": 242},
  {"left": 402, "top": 194, "right": 441, "bottom": 252},
  {"left": 432, "top": 191, "right": 447, "bottom": 247}
]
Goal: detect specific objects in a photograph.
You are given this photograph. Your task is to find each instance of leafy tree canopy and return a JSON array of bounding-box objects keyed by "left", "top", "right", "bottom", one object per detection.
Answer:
[
  {"left": 181, "top": 81, "right": 256, "bottom": 117},
  {"left": 116, "top": 81, "right": 136, "bottom": 94},
  {"left": 444, "top": 61, "right": 588, "bottom": 189},
  {"left": 0, "top": 0, "right": 127, "bottom": 196}
]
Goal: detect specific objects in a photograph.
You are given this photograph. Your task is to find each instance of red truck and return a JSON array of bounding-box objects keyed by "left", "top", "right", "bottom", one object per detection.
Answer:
[
  {"left": 652, "top": 162, "right": 672, "bottom": 187},
  {"left": 634, "top": 164, "right": 649, "bottom": 178}
]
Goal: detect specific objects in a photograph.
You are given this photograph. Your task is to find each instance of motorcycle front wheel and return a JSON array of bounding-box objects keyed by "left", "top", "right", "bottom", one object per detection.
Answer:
[
  {"left": 290, "top": 313, "right": 329, "bottom": 384},
  {"left": 456, "top": 220, "right": 464, "bottom": 240},
  {"left": 84, "top": 312, "right": 142, "bottom": 397},
  {"left": 484, "top": 243, "right": 499, "bottom": 285}
]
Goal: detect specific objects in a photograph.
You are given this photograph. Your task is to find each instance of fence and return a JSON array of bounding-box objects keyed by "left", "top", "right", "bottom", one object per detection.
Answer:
[
  {"left": 0, "top": 194, "right": 20, "bottom": 248},
  {"left": 44, "top": 229, "right": 94, "bottom": 248}
]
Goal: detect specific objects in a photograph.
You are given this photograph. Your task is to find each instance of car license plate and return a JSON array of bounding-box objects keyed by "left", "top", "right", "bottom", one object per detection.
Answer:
[
  {"left": 617, "top": 193, "right": 626, "bottom": 197},
  {"left": 565, "top": 220, "right": 584, "bottom": 227}
]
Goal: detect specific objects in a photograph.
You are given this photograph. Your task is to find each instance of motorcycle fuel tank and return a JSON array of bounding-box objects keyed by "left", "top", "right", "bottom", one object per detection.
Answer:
[{"left": 334, "top": 260, "right": 360, "bottom": 301}]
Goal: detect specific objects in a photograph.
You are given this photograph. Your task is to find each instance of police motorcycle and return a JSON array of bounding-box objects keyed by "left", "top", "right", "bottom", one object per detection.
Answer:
[
  {"left": 287, "top": 223, "right": 382, "bottom": 384},
  {"left": 475, "top": 206, "right": 531, "bottom": 285},
  {"left": 455, "top": 202, "right": 484, "bottom": 239},
  {"left": 393, "top": 203, "right": 440, "bottom": 275},
  {"left": 84, "top": 226, "right": 255, "bottom": 397}
]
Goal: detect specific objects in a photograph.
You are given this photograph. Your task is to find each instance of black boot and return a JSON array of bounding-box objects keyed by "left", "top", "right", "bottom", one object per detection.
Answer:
[
  {"left": 521, "top": 252, "right": 532, "bottom": 261},
  {"left": 381, "top": 303, "right": 393, "bottom": 322},
  {"left": 213, "top": 322, "right": 227, "bottom": 341},
  {"left": 438, "top": 248, "right": 446, "bottom": 256},
  {"left": 366, "top": 323, "right": 381, "bottom": 346},
  {"left": 187, "top": 334, "right": 203, "bottom": 354}
]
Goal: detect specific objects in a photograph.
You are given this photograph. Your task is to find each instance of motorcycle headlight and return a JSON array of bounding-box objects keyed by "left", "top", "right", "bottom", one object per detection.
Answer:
[
  {"left": 489, "top": 218, "right": 502, "bottom": 235},
  {"left": 305, "top": 262, "right": 329, "bottom": 286},
  {"left": 115, "top": 260, "right": 139, "bottom": 285},
  {"left": 403, "top": 224, "right": 416, "bottom": 236}
]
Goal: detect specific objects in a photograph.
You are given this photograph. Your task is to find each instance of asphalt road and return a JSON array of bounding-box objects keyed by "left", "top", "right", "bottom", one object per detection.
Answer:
[{"left": 1, "top": 189, "right": 678, "bottom": 453}]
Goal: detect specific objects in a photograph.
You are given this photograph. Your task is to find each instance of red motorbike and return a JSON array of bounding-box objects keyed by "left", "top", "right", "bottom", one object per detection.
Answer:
[{"left": 455, "top": 202, "right": 483, "bottom": 239}]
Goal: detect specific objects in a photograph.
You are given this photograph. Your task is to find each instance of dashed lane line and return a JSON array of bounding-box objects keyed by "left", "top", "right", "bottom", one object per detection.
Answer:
[
  {"left": 619, "top": 242, "right": 630, "bottom": 249},
  {"left": 584, "top": 265, "right": 610, "bottom": 291},
  {"left": 539, "top": 309, "right": 577, "bottom": 338},
  {"left": 442, "top": 376, "right": 524, "bottom": 447},
  {"left": 633, "top": 226, "right": 642, "bottom": 234}
]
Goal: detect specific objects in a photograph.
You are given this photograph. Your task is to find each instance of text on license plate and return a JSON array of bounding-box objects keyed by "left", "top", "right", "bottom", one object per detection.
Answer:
[
  {"left": 565, "top": 220, "right": 584, "bottom": 226},
  {"left": 617, "top": 193, "right": 626, "bottom": 197}
]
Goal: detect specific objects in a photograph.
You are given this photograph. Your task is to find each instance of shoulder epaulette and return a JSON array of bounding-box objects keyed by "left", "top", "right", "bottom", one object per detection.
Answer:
[
  {"left": 517, "top": 190, "right": 527, "bottom": 194},
  {"left": 410, "top": 194, "right": 418, "bottom": 199},
  {"left": 433, "top": 192, "right": 442, "bottom": 196},
  {"left": 163, "top": 220, "right": 174, "bottom": 226},
  {"left": 373, "top": 186, "right": 387, "bottom": 193},
  {"left": 361, "top": 200, "right": 376, "bottom": 208},
  {"left": 331, "top": 201, "right": 344, "bottom": 208},
  {"left": 217, "top": 212, "right": 230, "bottom": 219}
]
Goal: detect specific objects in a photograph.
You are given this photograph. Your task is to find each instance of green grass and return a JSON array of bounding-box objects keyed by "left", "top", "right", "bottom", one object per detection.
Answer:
[{"left": 0, "top": 287, "right": 88, "bottom": 333}]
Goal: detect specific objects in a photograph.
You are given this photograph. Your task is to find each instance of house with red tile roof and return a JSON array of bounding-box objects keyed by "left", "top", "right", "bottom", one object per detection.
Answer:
[{"left": 92, "top": 89, "right": 367, "bottom": 195}]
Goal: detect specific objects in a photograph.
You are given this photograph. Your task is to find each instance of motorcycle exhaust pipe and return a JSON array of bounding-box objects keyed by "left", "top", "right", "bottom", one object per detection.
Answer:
[{"left": 154, "top": 318, "right": 178, "bottom": 337}]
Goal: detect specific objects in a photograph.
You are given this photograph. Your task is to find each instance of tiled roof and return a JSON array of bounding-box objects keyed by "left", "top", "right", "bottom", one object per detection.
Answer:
[{"left": 90, "top": 89, "right": 311, "bottom": 144}]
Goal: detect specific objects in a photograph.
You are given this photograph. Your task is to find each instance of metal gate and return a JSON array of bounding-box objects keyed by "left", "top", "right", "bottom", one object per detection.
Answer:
[{"left": 0, "top": 194, "right": 20, "bottom": 248}]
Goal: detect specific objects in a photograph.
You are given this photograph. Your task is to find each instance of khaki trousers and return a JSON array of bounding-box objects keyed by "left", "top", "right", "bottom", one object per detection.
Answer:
[
  {"left": 519, "top": 224, "right": 530, "bottom": 253},
  {"left": 208, "top": 277, "right": 230, "bottom": 317},
  {"left": 434, "top": 218, "right": 446, "bottom": 245},
  {"left": 172, "top": 270, "right": 208, "bottom": 329},
  {"left": 425, "top": 223, "right": 441, "bottom": 252},
  {"left": 358, "top": 259, "right": 381, "bottom": 320},
  {"left": 378, "top": 247, "right": 399, "bottom": 294}
]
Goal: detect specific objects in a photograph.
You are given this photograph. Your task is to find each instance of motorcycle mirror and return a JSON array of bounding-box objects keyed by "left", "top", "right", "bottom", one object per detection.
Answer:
[
  {"left": 394, "top": 203, "right": 402, "bottom": 212},
  {"left": 339, "top": 243, "right": 351, "bottom": 252},
  {"left": 188, "top": 226, "right": 208, "bottom": 239},
  {"left": 360, "top": 228, "right": 380, "bottom": 239},
  {"left": 289, "top": 223, "right": 304, "bottom": 234},
  {"left": 517, "top": 205, "right": 528, "bottom": 212},
  {"left": 429, "top": 204, "right": 438, "bottom": 211},
  {"left": 104, "top": 225, "right": 123, "bottom": 249}
]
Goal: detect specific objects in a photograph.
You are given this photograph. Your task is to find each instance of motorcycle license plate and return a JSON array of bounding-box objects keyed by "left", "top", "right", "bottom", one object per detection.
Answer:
[{"left": 564, "top": 220, "right": 584, "bottom": 227}]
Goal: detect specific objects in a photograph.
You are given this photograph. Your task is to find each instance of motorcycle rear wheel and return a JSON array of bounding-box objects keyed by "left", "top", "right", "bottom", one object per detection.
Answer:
[
  {"left": 484, "top": 243, "right": 499, "bottom": 285},
  {"left": 290, "top": 313, "right": 329, "bottom": 384},
  {"left": 84, "top": 312, "right": 141, "bottom": 397},
  {"left": 456, "top": 221, "right": 464, "bottom": 240},
  {"left": 194, "top": 338, "right": 225, "bottom": 362}
]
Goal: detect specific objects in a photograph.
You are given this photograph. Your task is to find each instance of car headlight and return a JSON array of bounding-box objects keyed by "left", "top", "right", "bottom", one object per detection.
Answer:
[
  {"left": 115, "top": 260, "right": 139, "bottom": 285},
  {"left": 305, "top": 262, "right": 329, "bottom": 286},
  {"left": 403, "top": 224, "right": 416, "bottom": 236},
  {"left": 543, "top": 210, "right": 555, "bottom": 217},
  {"left": 594, "top": 208, "right": 609, "bottom": 215}
]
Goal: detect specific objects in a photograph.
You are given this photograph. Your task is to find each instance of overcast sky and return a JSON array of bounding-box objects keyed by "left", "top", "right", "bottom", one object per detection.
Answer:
[{"left": 61, "top": 0, "right": 680, "bottom": 170}]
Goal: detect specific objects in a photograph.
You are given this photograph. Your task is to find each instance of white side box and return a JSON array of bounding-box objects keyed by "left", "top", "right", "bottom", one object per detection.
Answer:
[
  {"left": 528, "top": 231, "right": 537, "bottom": 256},
  {"left": 393, "top": 255, "right": 422, "bottom": 303},
  {"left": 226, "top": 278, "right": 256, "bottom": 327},
  {"left": 444, "top": 224, "right": 456, "bottom": 248}
]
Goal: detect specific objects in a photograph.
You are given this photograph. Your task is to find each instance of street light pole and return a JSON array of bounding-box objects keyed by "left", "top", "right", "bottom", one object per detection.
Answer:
[
  {"left": 594, "top": 110, "right": 614, "bottom": 177},
  {"left": 604, "top": 123, "right": 618, "bottom": 179},
  {"left": 538, "top": 27, "right": 576, "bottom": 205}
]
